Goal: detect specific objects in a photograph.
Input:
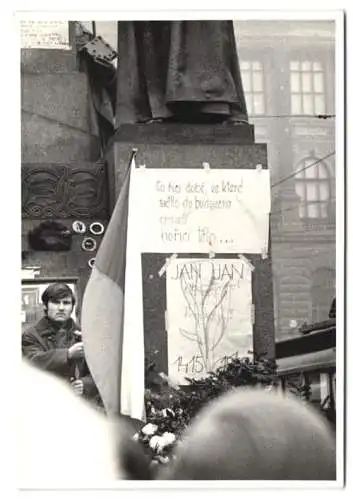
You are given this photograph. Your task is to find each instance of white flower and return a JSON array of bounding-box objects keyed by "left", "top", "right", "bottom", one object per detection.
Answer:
[
  {"left": 132, "top": 433, "right": 140, "bottom": 442},
  {"left": 161, "top": 432, "right": 176, "bottom": 446},
  {"left": 149, "top": 435, "right": 164, "bottom": 452},
  {"left": 141, "top": 423, "right": 158, "bottom": 436}
]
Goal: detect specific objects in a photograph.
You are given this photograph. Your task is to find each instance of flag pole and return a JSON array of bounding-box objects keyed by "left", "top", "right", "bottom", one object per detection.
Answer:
[{"left": 128, "top": 147, "right": 138, "bottom": 169}]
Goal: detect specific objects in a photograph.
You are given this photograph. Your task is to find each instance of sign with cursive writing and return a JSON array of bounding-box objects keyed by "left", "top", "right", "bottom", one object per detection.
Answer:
[
  {"left": 132, "top": 167, "right": 270, "bottom": 254},
  {"left": 166, "top": 258, "right": 253, "bottom": 383}
]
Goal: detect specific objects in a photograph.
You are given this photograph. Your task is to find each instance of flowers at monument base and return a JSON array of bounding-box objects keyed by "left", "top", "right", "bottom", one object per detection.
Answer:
[
  {"left": 161, "top": 432, "right": 177, "bottom": 446},
  {"left": 135, "top": 353, "right": 278, "bottom": 470},
  {"left": 149, "top": 432, "right": 176, "bottom": 452},
  {"left": 141, "top": 423, "right": 158, "bottom": 436},
  {"left": 136, "top": 419, "right": 178, "bottom": 467},
  {"left": 135, "top": 351, "right": 335, "bottom": 475}
]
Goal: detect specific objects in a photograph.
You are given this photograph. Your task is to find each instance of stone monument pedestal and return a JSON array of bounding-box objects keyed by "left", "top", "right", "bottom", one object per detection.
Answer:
[
  {"left": 21, "top": 47, "right": 108, "bottom": 301},
  {"left": 105, "top": 123, "right": 275, "bottom": 375}
]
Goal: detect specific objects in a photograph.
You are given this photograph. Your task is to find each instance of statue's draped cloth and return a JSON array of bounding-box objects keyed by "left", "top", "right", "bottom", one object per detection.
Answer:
[{"left": 116, "top": 21, "right": 248, "bottom": 125}]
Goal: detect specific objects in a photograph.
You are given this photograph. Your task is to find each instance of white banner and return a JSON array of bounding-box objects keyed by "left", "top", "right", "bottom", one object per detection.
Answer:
[
  {"left": 166, "top": 258, "right": 253, "bottom": 384},
  {"left": 134, "top": 167, "right": 270, "bottom": 254},
  {"left": 20, "top": 21, "right": 70, "bottom": 49}
]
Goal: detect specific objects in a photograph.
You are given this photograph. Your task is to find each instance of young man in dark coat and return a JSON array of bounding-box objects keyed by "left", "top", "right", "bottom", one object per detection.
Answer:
[{"left": 22, "top": 282, "right": 100, "bottom": 406}]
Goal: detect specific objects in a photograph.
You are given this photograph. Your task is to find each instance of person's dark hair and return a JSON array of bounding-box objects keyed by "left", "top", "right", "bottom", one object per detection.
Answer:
[{"left": 41, "top": 283, "right": 76, "bottom": 312}]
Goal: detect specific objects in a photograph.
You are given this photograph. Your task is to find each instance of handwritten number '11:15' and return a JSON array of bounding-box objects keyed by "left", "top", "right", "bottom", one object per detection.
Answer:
[
  {"left": 173, "top": 355, "right": 204, "bottom": 374},
  {"left": 173, "top": 355, "right": 235, "bottom": 374}
]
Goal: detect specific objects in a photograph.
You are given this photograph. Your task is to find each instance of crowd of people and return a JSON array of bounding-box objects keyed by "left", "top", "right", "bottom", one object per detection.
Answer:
[{"left": 20, "top": 282, "right": 336, "bottom": 484}]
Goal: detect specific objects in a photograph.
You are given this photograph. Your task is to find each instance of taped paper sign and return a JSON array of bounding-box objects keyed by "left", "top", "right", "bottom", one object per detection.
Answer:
[
  {"left": 132, "top": 167, "right": 271, "bottom": 254},
  {"left": 20, "top": 21, "right": 70, "bottom": 49},
  {"left": 166, "top": 258, "right": 253, "bottom": 384}
]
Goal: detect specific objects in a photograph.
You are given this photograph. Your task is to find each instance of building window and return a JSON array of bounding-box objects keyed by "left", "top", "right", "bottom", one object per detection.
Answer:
[
  {"left": 311, "top": 268, "right": 335, "bottom": 323},
  {"left": 295, "top": 158, "right": 331, "bottom": 218},
  {"left": 290, "top": 60, "right": 325, "bottom": 115},
  {"left": 240, "top": 61, "right": 265, "bottom": 115}
]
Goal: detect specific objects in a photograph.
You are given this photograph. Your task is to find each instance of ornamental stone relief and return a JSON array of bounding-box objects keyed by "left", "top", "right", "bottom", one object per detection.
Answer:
[{"left": 22, "top": 162, "right": 109, "bottom": 219}]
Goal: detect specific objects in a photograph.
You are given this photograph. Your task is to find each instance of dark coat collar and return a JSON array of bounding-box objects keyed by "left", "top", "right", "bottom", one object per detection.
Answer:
[{"left": 35, "top": 316, "right": 79, "bottom": 336}]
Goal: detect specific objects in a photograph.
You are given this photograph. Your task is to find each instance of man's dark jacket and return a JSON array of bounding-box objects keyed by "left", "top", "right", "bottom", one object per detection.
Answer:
[{"left": 22, "top": 316, "right": 99, "bottom": 403}]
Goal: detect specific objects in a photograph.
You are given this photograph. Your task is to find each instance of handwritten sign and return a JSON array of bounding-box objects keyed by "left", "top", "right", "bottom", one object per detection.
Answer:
[
  {"left": 166, "top": 258, "right": 253, "bottom": 384},
  {"left": 132, "top": 167, "right": 271, "bottom": 254},
  {"left": 20, "top": 21, "right": 70, "bottom": 49}
]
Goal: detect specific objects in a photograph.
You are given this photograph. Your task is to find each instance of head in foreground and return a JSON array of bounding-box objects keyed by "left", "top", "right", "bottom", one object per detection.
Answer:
[
  {"left": 19, "top": 362, "right": 151, "bottom": 488},
  {"left": 159, "top": 387, "right": 336, "bottom": 481}
]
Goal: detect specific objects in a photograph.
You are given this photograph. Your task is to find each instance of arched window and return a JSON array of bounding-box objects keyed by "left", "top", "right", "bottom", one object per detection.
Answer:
[
  {"left": 294, "top": 157, "right": 332, "bottom": 219},
  {"left": 311, "top": 268, "right": 335, "bottom": 323}
]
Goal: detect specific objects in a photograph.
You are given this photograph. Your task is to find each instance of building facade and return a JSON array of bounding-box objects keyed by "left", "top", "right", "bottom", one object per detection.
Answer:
[{"left": 235, "top": 20, "right": 336, "bottom": 339}]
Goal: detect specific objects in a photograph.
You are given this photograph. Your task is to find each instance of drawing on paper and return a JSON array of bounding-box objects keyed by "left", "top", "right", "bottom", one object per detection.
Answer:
[{"left": 167, "top": 258, "right": 253, "bottom": 382}]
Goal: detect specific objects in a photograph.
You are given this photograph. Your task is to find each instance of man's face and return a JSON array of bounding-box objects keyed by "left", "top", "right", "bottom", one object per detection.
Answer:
[{"left": 46, "top": 296, "right": 74, "bottom": 323}]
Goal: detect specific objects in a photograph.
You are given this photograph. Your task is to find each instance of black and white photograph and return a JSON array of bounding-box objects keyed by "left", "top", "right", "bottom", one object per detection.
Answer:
[{"left": 9, "top": 5, "right": 347, "bottom": 493}]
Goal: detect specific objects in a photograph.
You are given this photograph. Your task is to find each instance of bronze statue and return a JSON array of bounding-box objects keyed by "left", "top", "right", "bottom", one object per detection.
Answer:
[{"left": 116, "top": 21, "right": 248, "bottom": 126}]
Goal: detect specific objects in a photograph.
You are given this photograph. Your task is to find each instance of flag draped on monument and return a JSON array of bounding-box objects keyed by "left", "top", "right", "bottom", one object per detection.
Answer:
[{"left": 81, "top": 151, "right": 145, "bottom": 419}]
